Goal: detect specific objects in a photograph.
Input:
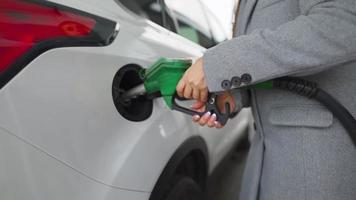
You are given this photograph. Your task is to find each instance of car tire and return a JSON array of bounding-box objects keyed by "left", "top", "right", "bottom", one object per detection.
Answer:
[{"left": 165, "top": 176, "right": 203, "bottom": 200}]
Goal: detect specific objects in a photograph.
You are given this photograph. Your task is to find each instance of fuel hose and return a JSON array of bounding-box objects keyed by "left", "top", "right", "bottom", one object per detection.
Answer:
[{"left": 267, "top": 77, "right": 356, "bottom": 146}]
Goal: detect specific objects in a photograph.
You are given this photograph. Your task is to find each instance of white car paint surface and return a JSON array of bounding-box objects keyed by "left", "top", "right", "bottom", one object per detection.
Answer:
[{"left": 0, "top": 0, "right": 251, "bottom": 199}]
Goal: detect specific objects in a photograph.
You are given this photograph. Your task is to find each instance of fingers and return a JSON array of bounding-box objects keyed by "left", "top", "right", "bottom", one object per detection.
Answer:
[
  {"left": 183, "top": 85, "right": 192, "bottom": 99},
  {"left": 177, "top": 79, "right": 195, "bottom": 99},
  {"left": 191, "top": 101, "right": 205, "bottom": 110},
  {"left": 180, "top": 81, "right": 205, "bottom": 101},
  {"left": 191, "top": 112, "right": 224, "bottom": 129},
  {"left": 215, "top": 122, "right": 224, "bottom": 129},
  {"left": 176, "top": 57, "right": 208, "bottom": 101},
  {"left": 200, "top": 89, "right": 208, "bottom": 102},
  {"left": 176, "top": 78, "right": 185, "bottom": 97},
  {"left": 192, "top": 88, "right": 200, "bottom": 100},
  {"left": 193, "top": 115, "right": 200, "bottom": 122},
  {"left": 198, "top": 112, "right": 211, "bottom": 126},
  {"left": 178, "top": 84, "right": 203, "bottom": 101},
  {"left": 207, "top": 114, "right": 217, "bottom": 128}
]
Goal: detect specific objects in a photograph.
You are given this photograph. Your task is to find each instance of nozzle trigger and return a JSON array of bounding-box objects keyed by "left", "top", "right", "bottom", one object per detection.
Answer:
[{"left": 171, "top": 93, "right": 231, "bottom": 126}]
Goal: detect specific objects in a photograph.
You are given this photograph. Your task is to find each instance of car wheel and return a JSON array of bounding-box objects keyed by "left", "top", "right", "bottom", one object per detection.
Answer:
[{"left": 165, "top": 176, "right": 203, "bottom": 200}]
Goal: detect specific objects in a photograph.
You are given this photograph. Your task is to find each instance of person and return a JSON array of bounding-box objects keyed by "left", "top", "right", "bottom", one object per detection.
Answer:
[{"left": 176, "top": 0, "right": 356, "bottom": 199}]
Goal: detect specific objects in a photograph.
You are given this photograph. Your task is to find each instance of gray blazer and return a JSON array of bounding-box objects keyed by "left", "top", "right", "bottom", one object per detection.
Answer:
[{"left": 203, "top": 0, "right": 356, "bottom": 199}]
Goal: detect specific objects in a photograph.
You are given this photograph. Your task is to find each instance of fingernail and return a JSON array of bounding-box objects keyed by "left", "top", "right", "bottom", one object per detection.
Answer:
[
  {"left": 214, "top": 121, "right": 218, "bottom": 126},
  {"left": 211, "top": 113, "right": 216, "bottom": 119},
  {"left": 193, "top": 115, "right": 200, "bottom": 120},
  {"left": 204, "top": 112, "right": 211, "bottom": 117}
]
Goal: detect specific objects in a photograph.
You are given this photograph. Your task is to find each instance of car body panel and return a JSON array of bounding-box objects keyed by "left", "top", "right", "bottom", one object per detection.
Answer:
[
  {"left": 0, "top": 0, "right": 251, "bottom": 197},
  {"left": 0, "top": 126, "right": 150, "bottom": 199}
]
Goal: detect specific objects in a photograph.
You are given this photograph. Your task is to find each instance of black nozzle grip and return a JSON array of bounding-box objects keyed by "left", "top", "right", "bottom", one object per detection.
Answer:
[
  {"left": 172, "top": 93, "right": 203, "bottom": 115},
  {"left": 172, "top": 93, "right": 231, "bottom": 126}
]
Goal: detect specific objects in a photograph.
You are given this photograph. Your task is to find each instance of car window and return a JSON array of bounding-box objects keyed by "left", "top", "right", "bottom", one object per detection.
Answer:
[
  {"left": 116, "top": 0, "right": 221, "bottom": 48},
  {"left": 116, "top": 0, "right": 177, "bottom": 32},
  {"left": 164, "top": 0, "right": 225, "bottom": 48},
  {"left": 176, "top": 21, "right": 215, "bottom": 48}
]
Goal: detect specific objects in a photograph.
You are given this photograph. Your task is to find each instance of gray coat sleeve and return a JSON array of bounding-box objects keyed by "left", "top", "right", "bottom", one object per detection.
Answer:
[{"left": 203, "top": 0, "right": 356, "bottom": 92}]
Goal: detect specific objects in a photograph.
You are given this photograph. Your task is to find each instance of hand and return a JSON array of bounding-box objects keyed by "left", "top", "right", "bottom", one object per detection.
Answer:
[
  {"left": 176, "top": 57, "right": 208, "bottom": 102},
  {"left": 192, "top": 92, "right": 235, "bottom": 129}
]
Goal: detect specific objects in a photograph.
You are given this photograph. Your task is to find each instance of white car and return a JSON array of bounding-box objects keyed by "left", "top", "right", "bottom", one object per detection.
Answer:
[{"left": 0, "top": 0, "right": 252, "bottom": 199}]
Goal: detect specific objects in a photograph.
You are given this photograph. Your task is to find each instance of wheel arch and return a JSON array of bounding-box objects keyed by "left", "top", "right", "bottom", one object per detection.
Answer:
[{"left": 149, "top": 136, "right": 209, "bottom": 200}]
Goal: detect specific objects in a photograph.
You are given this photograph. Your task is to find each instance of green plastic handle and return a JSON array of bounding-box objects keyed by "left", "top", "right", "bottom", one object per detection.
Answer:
[{"left": 143, "top": 58, "right": 192, "bottom": 109}]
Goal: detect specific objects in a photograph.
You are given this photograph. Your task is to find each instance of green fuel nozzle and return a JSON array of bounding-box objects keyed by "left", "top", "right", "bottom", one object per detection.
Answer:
[
  {"left": 122, "top": 58, "right": 231, "bottom": 125},
  {"left": 143, "top": 58, "right": 192, "bottom": 109}
]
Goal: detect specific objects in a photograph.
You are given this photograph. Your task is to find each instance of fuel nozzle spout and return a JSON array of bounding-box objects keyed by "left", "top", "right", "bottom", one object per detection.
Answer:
[{"left": 121, "top": 83, "right": 147, "bottom": 104}]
